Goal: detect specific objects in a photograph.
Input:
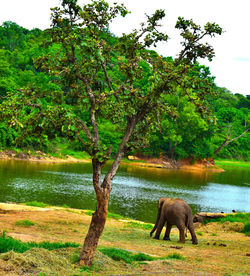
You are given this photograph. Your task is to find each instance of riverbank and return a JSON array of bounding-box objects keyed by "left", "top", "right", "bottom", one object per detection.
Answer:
[
  {"left": 0, "top": 149, "right": 91, "bottom": 163},
  {"left": 0, "top": 149, "right": 230, "bottom": 171},
  {"left": 0, "top": 203, "right": 249, "bottom": 275}
]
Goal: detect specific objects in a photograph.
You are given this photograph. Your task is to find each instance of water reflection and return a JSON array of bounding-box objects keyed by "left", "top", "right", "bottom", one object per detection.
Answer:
[{"left": 0, "top": 160, "right": 249, "bottom": 222}]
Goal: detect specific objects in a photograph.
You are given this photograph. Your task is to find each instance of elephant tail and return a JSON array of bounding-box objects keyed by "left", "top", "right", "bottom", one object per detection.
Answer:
[{"left": 150, "top": 199, "right": 164, "bottom": 237}]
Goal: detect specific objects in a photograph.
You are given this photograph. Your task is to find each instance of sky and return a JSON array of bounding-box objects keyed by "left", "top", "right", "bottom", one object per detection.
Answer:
[{"left": 0, "top": 0, "right": 249, "bottom": 96}]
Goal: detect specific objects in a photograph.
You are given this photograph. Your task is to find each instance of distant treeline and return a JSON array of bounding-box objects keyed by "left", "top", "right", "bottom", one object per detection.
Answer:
[{"left": 0, "top": 21, "right": 249, "bottom": 160}]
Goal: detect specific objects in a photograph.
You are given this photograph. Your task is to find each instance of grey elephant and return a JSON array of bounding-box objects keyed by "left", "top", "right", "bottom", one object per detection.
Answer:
[{"left": 150, "top": 198, "right": 198, "bottom": 244}]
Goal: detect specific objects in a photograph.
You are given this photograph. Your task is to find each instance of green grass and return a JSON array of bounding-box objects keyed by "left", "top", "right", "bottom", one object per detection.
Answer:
[
  {"left": 99, "top": 247, "right": 185, "bottom": 264},
  {"left": 84, "top": 210, "right": 94, "bottom": 216},
  {"left": 166, "top": 253, "right": 185, "bottom": 261},
  {"left": 196, "top": 231, "right": 203, "bottom": 236},
  {"left": 99, "top": 247, "right": 154, "bottom": 264},
  {"left": 25, "top": 202, "right": 72, "bottom": 210},
  {"left": 25, "top": 201, "right": 49, "bottom": 208},
  {"left": 107, "top": 212, "right": 128, "bottom": 220},
  {"left": 84, "top": 210, "right": 129, "bottom": 221},
  {"left": 204, "top": 213, "right": 250, "bottom": 236},
  {"left": 215, "top": 159, "right": 250, "bottom": 168},
  {"left": 49, "top": 143, "right": 90, "bottom": 160},
  {"left": 15, "top": 220, "right": 35, "bottom": 226},
  {"left": 126, "top": 222, "right": 153, "bottom": 231},
  {"left": 0, "top": 231, "right": 80, "bottom": 253},
  {"left": 70, "top": 252, "right": 80, "bottom": 264}
]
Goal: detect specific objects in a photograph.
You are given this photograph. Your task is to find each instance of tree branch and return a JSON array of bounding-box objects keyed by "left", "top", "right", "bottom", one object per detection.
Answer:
[
  {"left": 214, "top": 128, "right": 248, "bottom": 155},
  {"left": 77, "top": 119, "right": 95, "bottom": 144},
  {"left": 102, "top": 116, "right": 137, "bottom": 190}
]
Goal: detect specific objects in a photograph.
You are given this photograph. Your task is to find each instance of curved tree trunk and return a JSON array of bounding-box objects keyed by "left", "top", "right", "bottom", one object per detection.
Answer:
[
  {"left": 79, "top": 191, "right": 110, "bottom": 267},
  {"left": 79, "top": 116, "right": 139, "bottom": 267}
]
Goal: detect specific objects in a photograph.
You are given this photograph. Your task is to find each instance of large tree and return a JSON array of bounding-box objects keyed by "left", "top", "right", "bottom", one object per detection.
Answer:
[{"left": 2, "top": 0, "right": 222, "bottom": 266}]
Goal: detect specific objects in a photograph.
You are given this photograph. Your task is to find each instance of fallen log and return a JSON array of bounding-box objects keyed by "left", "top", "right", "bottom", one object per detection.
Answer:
[{"left": 193, "top": 212, "right": 229, "bottom": 223}]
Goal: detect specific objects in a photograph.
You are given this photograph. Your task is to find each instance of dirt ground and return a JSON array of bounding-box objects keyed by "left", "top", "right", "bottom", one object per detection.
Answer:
[{"left": 0, "top": 203, "right": 249, "bottom": 275}]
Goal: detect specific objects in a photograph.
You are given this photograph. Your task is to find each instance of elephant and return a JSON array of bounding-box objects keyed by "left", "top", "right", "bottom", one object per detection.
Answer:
[{"left": 150, "top": 198, "right": 198, "bottom": 244}]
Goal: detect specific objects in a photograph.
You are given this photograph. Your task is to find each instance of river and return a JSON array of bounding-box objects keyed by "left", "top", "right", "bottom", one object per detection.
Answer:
[{"left": 0, "top": 159, "right": 249, "bottom": 222}]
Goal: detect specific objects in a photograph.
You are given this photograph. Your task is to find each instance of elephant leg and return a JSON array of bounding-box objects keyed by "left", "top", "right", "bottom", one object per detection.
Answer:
[
  {"left": 163, "top": 223, "right": 172, "bottom": 241},
  {"left": 188, "top": 223, "right": 198, "bottom": 245},
  {"left": 154, "top": 215, "right": 165, "bottom": 240},
  {"left": 150, "top": 224, "right": 157, "bottom": 237},
  {"left": 176, "top": 223, "right": 186, "bottom": 243}
]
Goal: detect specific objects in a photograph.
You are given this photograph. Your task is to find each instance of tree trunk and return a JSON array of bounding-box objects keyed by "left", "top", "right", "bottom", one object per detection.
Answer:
[
  {"left": 214, "top": 138, "right": 229, "bottom": 155},
  {"left": 79, "top": 116, "right": 139, "bottom": 267},
  {"left": 79, "top": 191, "right": 109, "bottom": 267},
  {"left": 79, "top": 159, "right": 110, "bottom": 267},
  {"left": 169, "top": 141, "right": 176, "bottom": 160}
]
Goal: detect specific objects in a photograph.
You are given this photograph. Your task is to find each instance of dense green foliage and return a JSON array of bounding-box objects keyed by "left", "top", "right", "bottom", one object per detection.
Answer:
[{"left": 0, "top": 13, "right": 248, "bottom": 160}]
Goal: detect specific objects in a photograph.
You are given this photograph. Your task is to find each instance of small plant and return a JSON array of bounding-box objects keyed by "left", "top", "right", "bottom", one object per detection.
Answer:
[
  {"left": 15, "top": 220, "right": 35, "bottom": 226},
  {"left": 25, "top": 201, "right": 48, "bottom": 208},
  {"left": 210, "top": 233, "right": 217, "bottom": 236},
  {"left": 70, "top": 253, "right": 80, "bottom": 264},
  {"left": 79, "top": 265, "right": 90, "bottom": 273},
  {"left": 196, "top": 231, "right": 203, "bottom": 236}
]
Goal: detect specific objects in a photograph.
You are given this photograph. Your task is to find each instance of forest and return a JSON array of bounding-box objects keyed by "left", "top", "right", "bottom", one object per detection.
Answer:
[{"left": 0, "top": 20, "right": 249, "bottom": 161}]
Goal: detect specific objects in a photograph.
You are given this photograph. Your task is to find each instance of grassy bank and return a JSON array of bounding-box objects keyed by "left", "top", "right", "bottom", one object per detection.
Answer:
[
  {"left": 0, "top": 203, "right": 249, "bottom": 275},
  {"left": 2, "top": 145, "right": 249, "bottom": 171},
  {"left": 215, "top": 159, "right": 250, "bottom": 168}
]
